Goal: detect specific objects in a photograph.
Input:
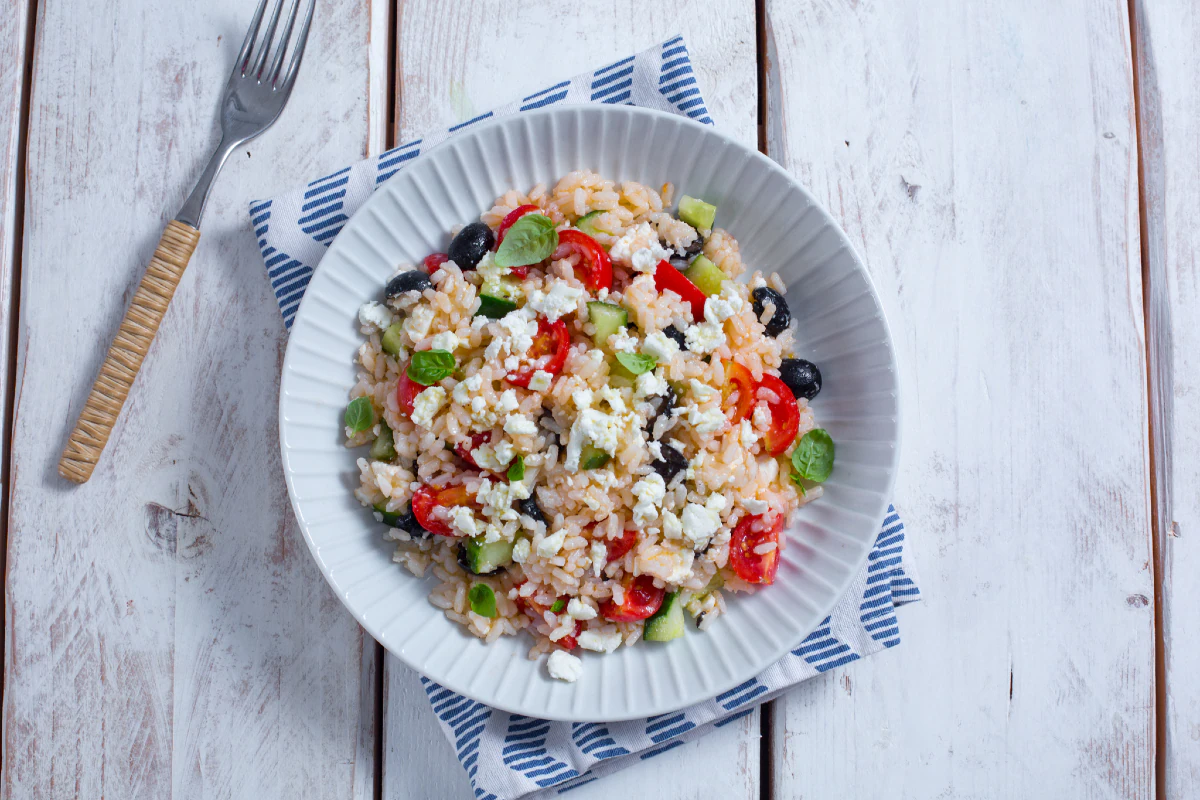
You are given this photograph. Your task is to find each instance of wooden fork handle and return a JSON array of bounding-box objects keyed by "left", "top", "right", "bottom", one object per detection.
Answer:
[{"left": 58, "top": 220, "right": 201, "bottom": 484}]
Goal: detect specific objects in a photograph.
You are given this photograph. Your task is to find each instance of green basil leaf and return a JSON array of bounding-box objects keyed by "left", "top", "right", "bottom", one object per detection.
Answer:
[
  {"left": 615, "top": 352, "right": 658, "bottom": 375},
  {"left": 550, "top": 598, "right": 566, "bottom": 613},
  {"left": 468, "top": 584, "right": 497, "bottom": 618},
  {"left": 494, "top": 214, "right": 558, "bottom": 267},
  {"left": 408, "top": 349, "right": 456, "bottom": 386},
  {"left": 344, "top": 396, "right": 374, "bottom": 434},
  {"left": 789, "top": 471, "right": 808, "bottom": 496},
  {"left": 790, "top": 428, "right": 835, "bottom": 483},
  {"left": 507, "top": 455, "right": 525, "bottom": 482}
]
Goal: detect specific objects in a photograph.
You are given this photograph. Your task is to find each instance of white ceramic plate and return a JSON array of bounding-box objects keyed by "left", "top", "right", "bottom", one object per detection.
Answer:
[{"left": 279, "top": 105, "right": 899, "bottom": 721}]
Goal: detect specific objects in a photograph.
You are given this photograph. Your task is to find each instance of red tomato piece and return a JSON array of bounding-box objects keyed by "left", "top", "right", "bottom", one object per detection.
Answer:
[
  {"left": 603, "top": 529, "right": 638, "bottom": 563},
  {"left": 729, "top": 513, "right": 783, "bottom": 585},
  {"left": 599, "top": 575, "right": 665, "bottom": 622},
  {"left": 553, "top": 229, "right": 613, "bottom": 292},
  {"left": 755, "top": 375, "right": 800, "bottom": 455},
  {"left": 396, "top": 363, "right": 424, "bottom": 418},
  {"left": 454, "top": 432, "right": 491, "bottom": 468},
  {"left": 513, "top": 587, "right": 581, "bottom": 650},
  {"left": 495, "top": 204, "right": 539, "bottom": 248},
  {"left": 652, "top": 259, "right": 707, "bottom": 320},
  {"left": 722, "top": 361, "right": 755, "bottom": 425},
  {"left": 556, "top": 621, "right": 581, "bottom": 650},
  {"left": 507, "top": 317, "right": 570, "bottom": 387},
  {"left": 410, "top": 484, "right": 474, "bottom": 537},
  {"left": 423, "top": 252, "right": 450, "bottom": 271}
]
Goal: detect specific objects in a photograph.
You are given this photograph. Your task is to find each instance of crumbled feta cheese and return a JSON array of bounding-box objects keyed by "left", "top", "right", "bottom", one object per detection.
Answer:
[
  {"left": 647, "top": 440, "right": 664, "bottom": 461},
  {"left": 493, "top": 440, "right": 516, "bottom": 466},
  {"left": 476, "top": 251, "right": 520, "bottom": 301},
  {"left": 358, "top": 301, "right": 394, "bottom": 330},
  {"left": 630, "top": 247, "right": 666, "bottom": 273},
  {"left": 642, "top": 545, "right": 695, "bottom": 584},
  {"left": 512, "top": 537, "right": 531, "bottom": 563},
  {"left": 743, "top": 498, "right": 770, "bottom": 515},
  {"left": 410, "top": 386, "right": 447, "bottom": 428},
  {"left": 739, "top": 419, "right": 759, "bottom": 447},
  {"left": 471, "top": 443, "right": 514, "bottom": 472},
  {"left": 498, "top": 389, "right": 520, "bottom": 414},
  {"left": 752, "top": 402, "right": 772, "bottom": 430},
  {"left": 547, "top": 650, "right": 583, "bottom": 682},
  {"left": 606, "top": 328, "right": 639, "bottom": 353},
  {"left": 631, "top": 473, "right": 666, "bottom": 526},
  {"left": 528, "top": 370, "right": 554, "bottom": 392},
  {"left": 578, "top": 629, "right": 622, "bottom": 654},
  {"left": 471, "top": 314, "right": 490, "bottom": 331},
  {"left": 403, "top": 304, "right": 435, "bottom": 342},
  {"left": 684, "top": 403, "right": 725, "bottom": 435},
  {"left": 635, "top": 369, "right": 668, "bottom": 400},
  {"left": 706, "top": 493, "right": 727, "bottom": 514},
  {"left": 609, "top": 222, "right": 670, "bottom": 271},
  {"left": 572, "top": 388, "right": 594, "bottom": 409},
  {"left": 452, "top": 373, "right": 483, "bottom": 406},
  {"left": 567, "top": 598, "right": 597, "bottom": 621},
  {"left": 681, "top": 501, "right": 722, "bottom": 549},
  {"left": 429, "top": 331, "right": 459, "bottom": 352},
  {"left": 590, "top": 541, "right": 607, "bottom": 577},
  {"left": 448, "top": 506, "right": 479, "bottom": 537},
  {"left": 527, "top": 281, "right": 584, "bottom": 321},
  {"left": 565, "top": 408, "right": 624, "bottom": 471},
  {"left": 469, "top": 396, "right": 498, "bottom": 430},
  {"left": 661, "top": 510, "right": 683, "bottom": 540},
  {"left": 689, "top": 379, "right": 719, "bottom": 403},
  {"left": 597, "top": 386, "right": 627, "bottom": 414},
  {"left": 538, "top": 528, "right": 567, "bottom": 557},
  {"left": 641, "top": 330, "right": 680, "bottom": 362},
  {"left": 504, "top": 413, "right": 538, "bottom": 436},
  {"left": 704, "top": 283, "right": 745, "bottom": 324},
  {"left": 685, "top": 321, "right": 727, "bottom": 354}
]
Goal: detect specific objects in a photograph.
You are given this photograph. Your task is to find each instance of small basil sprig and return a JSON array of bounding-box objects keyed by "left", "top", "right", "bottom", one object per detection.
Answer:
[
  {"left": 407, "top": 349, "right": 456, "bottom": 386},
  {"left": 616, "top": 352, "right": 657, "bottom": 375},
  {"left": 549, "top": 598, "right": 566, "bottom": 613},
  {"left": 507, "top": 455, "right": 525, "bottom": 482},
  {"left": 495, "top": 214, "right": 558, "bottom": 267},
  {"left": 344, "top": 396, "right": 374, "bottom": 434},
  {"left": 468, "top": 584, "right": 497, "bottom": 618},
  {"left": 791, "top": 428, "right": 835, "bottom": 483}
]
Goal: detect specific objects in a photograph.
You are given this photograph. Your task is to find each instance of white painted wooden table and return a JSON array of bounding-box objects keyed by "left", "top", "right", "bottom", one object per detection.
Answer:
[{"left": 0, "top": 1, "right": 1188, "bottom": 797}]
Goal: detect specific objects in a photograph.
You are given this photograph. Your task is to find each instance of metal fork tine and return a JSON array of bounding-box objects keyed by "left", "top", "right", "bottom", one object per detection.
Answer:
[
  {"left": 267, "top": 0, "right": 301, "bottom": 86},
  {"left": 234, "top": 0, "right": 270, "bottom": 77},
  {"left": 250, "top": 0, "right": 285, "bottom": 79},
  {"left": 280, "top": 0, "right": 315, "bottom": 89}
]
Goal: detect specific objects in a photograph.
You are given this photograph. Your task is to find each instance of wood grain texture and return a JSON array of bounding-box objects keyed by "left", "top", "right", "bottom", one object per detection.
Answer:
[
  {"left": 2, "top": 1, "right": 384, "bottom": 797},
  {"left": 383, "top": 2, "right": 761, "bottom": 797},
  {"left": 764, "top": 0, "right": 1156, "bottom": 796},
  {"left": 1132, "top": 0, "right": 1199, "bottom": 795}
]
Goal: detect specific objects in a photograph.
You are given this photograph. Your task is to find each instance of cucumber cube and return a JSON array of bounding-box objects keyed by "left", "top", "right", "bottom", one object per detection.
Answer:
[{"left": 678, "top": 195, "right": 717, "bottom": 231}]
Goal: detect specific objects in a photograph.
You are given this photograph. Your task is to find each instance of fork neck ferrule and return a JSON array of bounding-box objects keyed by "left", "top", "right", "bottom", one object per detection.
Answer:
[{"left": 176, "top": 136, "right": 238, "bottom": 229}]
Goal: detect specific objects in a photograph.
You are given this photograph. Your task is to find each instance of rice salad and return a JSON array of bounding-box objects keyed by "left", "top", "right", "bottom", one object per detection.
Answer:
[{"left": 344, "top": 171, "right": 835, "bottom": 683}]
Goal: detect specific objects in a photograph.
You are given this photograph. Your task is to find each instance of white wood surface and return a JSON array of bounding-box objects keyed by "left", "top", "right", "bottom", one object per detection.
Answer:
[
  {"left": 1, "top": 2, "right": 384, "bottom": 797},
  {"left": 381, "top": 2, "right": 763, "bottom": 798},
  {"left": 765, "top": 0, "right": 1157, "bottom": 797},
  {"left": 1134, "top": 0, "right": 1199, "bottom": 795}
]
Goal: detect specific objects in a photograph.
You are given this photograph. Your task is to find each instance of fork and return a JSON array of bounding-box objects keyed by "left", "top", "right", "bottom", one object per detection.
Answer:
[{"left": 58, "top": 0, "right": 315, "bottom": 484}]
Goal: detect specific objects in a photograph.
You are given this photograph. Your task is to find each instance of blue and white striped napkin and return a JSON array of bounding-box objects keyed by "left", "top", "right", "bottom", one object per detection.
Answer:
[{"left": 249, "top": 37, "right": 921, "bottom": 800}]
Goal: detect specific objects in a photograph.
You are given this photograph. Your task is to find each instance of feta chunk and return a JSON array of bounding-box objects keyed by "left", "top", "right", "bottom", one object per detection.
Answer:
[
  {"left": 453, "top": 373, "right": 483, "bottom": 406},
  {"left": 609, "top": 222, "right": 670, "bottom": 271},
  {"left": 635, "top": 369, "right": 668, "bottom": 400},
  {"left": 641, "top": 330, "right": 680, "bottom": 363},
  {"left": 403, "top": 304, "right": 435, "bottom": 342},
  {"left": 537, "top": 528, "right": 567, "bottom": 557},
  {"left": 684, "top": 403, "right": 725, "bottom": 435},
  {"left": 567, "top": 598, "right": 597, "bottom": 621},
  {"left": 688, "top": 379, "right": 719, "bottom": 403},
  {"left": 358, "top": 301, "right": 394, "bottom": 330},
  {"left": 410, "top": 386, "right": 447, "bottom": 428},
  {"left": 590, "top": 541, "right": 607, "bottom": 577},
  {"left": 704, "top": 283, "right": 745, "bottom": 324},
  {"left": 631, "top": 473, "right": 666, "bottom": 526},
  {"left": 743, "top": 498, "right": 770, "bottom": 515},
  {"left": 471, "top": 443, "right": 515, "bottom": 472},
  {"left": 607, "top": 328, "right": 639, "bottom": 353},
  {"left": 739, "top": 419, "right": 759, "bottom": 448},
  {"left": 429, "top": 331, "right": 459, "bottom": 352},
  {"left": 565, "top": 408, "right": 624, "bottom": 471},
  {"left": 528, "top": 370, "right": 554, "bottom": 392},
  {"left": 527, "top": 281, "right": 584, "bottom": 322},
  {"left": 681, "top": 501, "right": 722, "bottom": 550},
  {"left": 498, "top": 389, "right": 520, "bottom": 414},
  {"left": 512, "top": 537, "right": 531, "bottom": 564},
  {"left": 752, "top": 402, "right": 772, "bottom": 430},
  {"left": 578, "top": 629, "right": 622, "bottom": 654},
  {"left": 448, "top": 506, "right": 479, "bottom": 537},
  {"left": 504, "top": 413, "right": 538, "bottom": 436},
  {"left": 547, "top": 650, "right": 583, "bottom": 682},
  {"left": 476, "top": 251, "right": 520, "bottom": 301},
  {"left": 661, "top": 510, "right": 683, "bottom": 540},
  {"left": 685, "top": 320, "right": 727, "bottom": 354}
]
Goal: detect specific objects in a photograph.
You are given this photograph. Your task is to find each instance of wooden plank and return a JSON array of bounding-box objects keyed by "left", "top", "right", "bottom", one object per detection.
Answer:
[
  {"left": 2, "top": 2, "right": 385, "bottom": 797},
  {"left": 765, "top": 0, "right": 1156, "bottom": 796},
  {"left": 1132, "top": 0, "right": 1200, "bottom": 795},
  {"left": 383, "top": 2, "right": 761, "bottom": 797}
]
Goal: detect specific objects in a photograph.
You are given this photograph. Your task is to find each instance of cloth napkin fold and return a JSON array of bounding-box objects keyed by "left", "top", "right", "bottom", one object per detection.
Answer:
[{"left": 249, "top": 37, "right": 921, "bottom": 800}]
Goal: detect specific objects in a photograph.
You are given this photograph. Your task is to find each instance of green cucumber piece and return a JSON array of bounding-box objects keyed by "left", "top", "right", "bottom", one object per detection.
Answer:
[
  {"left": 369, "top": 424, "right": 397, "bottom": 461},
  {"left": 381, "top": 322, "right": 405, "bottom": 356},
  {"left": 576, "top": 210, "right": 605, "bottom": 237},
  {"left": 464, "top": 537, "right": 515, "bottom": 575},
  {"left": 683, "top": 255, "right": 725, "bottom": 296},
  {"left": 373, "top": 501, "right": 403, "bottom": 528},
  {"left": 678, "top": 195, "right": 717, "bottom": 231},
  {"left": 580, "top": 446, "right": 610, "bottom": 470},
  {"left": 644, "top": 591, "right": 686, "bottom": 642},
  {"left": 476, "top": 294, "right": 518, "bottom": 319},
  {"left": 587, "top": 301, "right": 628, "bottom": 347}
]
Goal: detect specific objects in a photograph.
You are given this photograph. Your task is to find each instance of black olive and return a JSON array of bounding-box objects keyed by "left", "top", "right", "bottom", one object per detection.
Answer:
[
  {"left": 645, "top": 384, "right": 678, "bottom": 438},
  {"left": 385, "top": 270, "right": 432, "bottom": 300},
  {"left": 386, "top": 508, "right": 429, "bottom": 539},
  {"left": 518, "top": 496, "right": 546, "bottom": 525},
  {"left": 779, "top": 358, "right": 822, "bottom": 400},
  {"left": 664, "top": 326, "right": 688, "bottom": 352},
  {"left": 751, "top": 287, "right": 791, "bottom": 337},
  {"left": 456, "top": 542, "right": 501, "bottom": 576},
  {"left": 448, "top": 222, "right": 495, "bottom": 271},
  {"left": 680, "top": 237, "right": 705, "bottom": 258},
  {"left": 652, "top": 442, "right": 689, "bottom": 483}
]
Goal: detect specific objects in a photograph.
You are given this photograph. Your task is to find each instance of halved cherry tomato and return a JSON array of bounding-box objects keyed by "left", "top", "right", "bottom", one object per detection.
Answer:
[
  {"left": 729, "top": 513, "right": 783, "bottom": 585},
  {"left": 599, "top": 575, "right": 665, "bottom": 622},
  {"left": 423, "top": 252, "right": 450, "bottom": 271},
  {"left": 722, "top": 361, "right": 755, "bottom": 425},
  {"left": 653, "top": 259, "right": 707, "bottom": 320},
  {"left": 495, "top": 204, "right": 539, "bottom": 247},
  {"left": 513, "top": 586, "right": 581, "bottom": 650},
  {"left": 454, "top": 432, "right": 490, "bottom": 468},
  {"left": 603, "top": 529, "right": 638, "bottom": 563},
  {"left": 755, "top": 375, "right": 800, "bottom": 455},
  {"left": 507, "top": 317, "right": 570, "bottom": 387},
  {"left": 410, "top": 483, "right": 474, "bottom": 537},
  {"left": 553, "top": 229, "right": 612, "bottom": 292},
  {"left": 396, "top": 364, "right": 424, "bottom": 418}
]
